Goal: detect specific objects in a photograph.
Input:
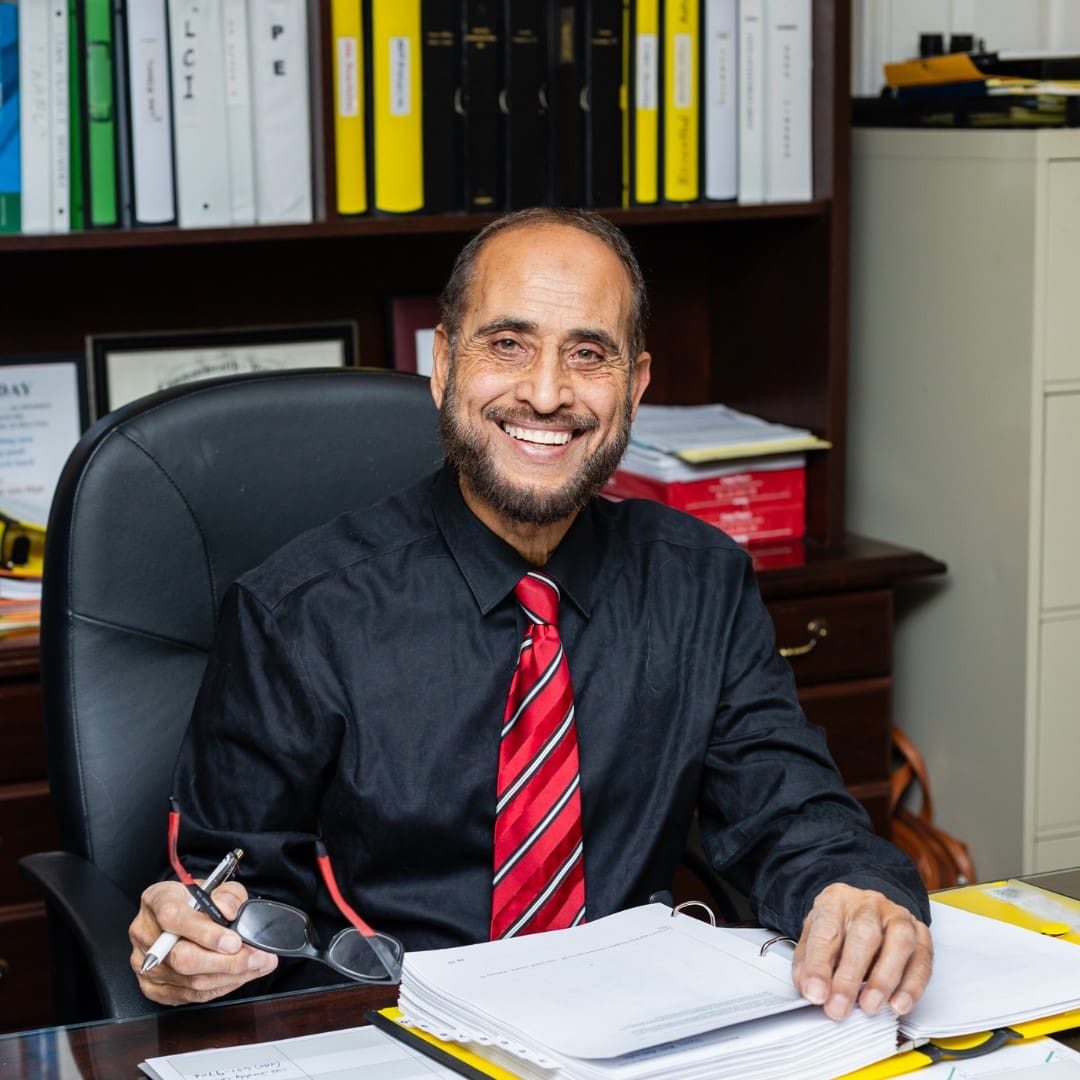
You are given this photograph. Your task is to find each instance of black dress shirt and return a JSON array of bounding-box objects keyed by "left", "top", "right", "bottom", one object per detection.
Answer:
[{"left": 173, "top": 466, "right": 928, "bottom": 988}]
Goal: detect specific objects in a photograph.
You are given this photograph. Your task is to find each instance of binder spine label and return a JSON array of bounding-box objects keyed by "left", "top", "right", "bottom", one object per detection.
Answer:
[
  {"left": 389, "top": 37, "right": 412, "bottom": 116},
  {"left": 673, "top": 33, "right": 692, "bottom": 108},
  {"left": 337, "top": 37, "right": 359, "bottom": 117},
  {"left": 636, "top": 33, "right": 657, "bottom": 109},
  {"left": 222, "top": 1, "right": 250, "bottom": 108}
]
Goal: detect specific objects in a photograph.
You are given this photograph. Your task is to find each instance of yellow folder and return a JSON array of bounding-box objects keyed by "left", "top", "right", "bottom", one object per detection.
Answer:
[
  {"left": 662, "top": 0, "right": 697, "bottom": 203},
  {"left": 331, "top": 0, "right": 368, "bottom": 215}
]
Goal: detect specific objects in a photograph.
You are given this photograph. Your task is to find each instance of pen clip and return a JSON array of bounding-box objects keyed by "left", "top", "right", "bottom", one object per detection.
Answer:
[{"left": 187, "top": 882, "right": 227, "bottom": 925}]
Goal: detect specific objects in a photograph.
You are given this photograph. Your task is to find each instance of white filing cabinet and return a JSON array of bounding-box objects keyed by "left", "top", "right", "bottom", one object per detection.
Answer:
[{"left": 848, "top": 128, "right": 1080, "bottom": 879}]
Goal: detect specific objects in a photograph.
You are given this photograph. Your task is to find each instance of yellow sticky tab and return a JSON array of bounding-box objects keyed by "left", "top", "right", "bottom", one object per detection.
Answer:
[
  {"left": 884, "top": 53, "right": 985, "bottom": 88},
  {"left": 1039, "top": 922, "right": 1071, "bottom": 937}
]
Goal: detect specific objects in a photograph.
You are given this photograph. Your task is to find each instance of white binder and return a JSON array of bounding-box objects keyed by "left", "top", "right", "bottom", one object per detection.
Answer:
[
  {"left": 47, "top": 0, "right": 68, "bottom": 231},
  {"left": 222, "top": 0, "right": 255, "bottom": 225},
  {"left": 168, "top": 0, "right": 232, "bottom": 228},
  {"left": 704, "top": 0, "right": 737, "bottom": 201},
  {"left": 736, "top": 0, "right": 765, "bottom": 204},
  {"left": 248, "top": 0, "right": 312, "bottom": 224},
  {"left": 18, "top": 0, "right": 51, "bottom": 233},
  {"left": 763, "top": 0, "right": 812, "bottom": 203},
  {"left": 127, "top": 0, "right": 176, "bottom": 225}
]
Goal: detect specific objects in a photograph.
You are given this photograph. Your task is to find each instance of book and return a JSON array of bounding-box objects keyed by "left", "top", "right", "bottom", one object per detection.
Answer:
[
  {"left": 624, "top": 0, "right": 660, "bottom": 206},
  {"left": 331, "top": 0, "right": 368, "bottom": 215},
  {"left": 582, "top": 0, "right": 621, "bottom": 208},
  {"left": 736, "top": 0, "right": 764, "bottom": 203},
  {"left": 18, "top": 0, "right": 51, "bottom": 233},
  {"left": 249, "top": 0, "right": 312, "bottom": 224},
  {"left": 461, "top": 0, "right": 501, "bottom": 212},
  {"left": 702, "top": 0, "right": 736, "bottom": 201},
  {"left": 79, "top": 0, "right": 119, "bottom": 227},
  {"left": 124, "top": 0, "right": 175, "bottom": 225},
  {"left": 661, "top": 0, "right": 697, "bottom": 203},
  {"left": 110, "top": 0, "right": 134, "bottom": 227},
  {"left": 763, "top": 0, "right": 811, "bottom": 203},
  {"left": 547, "top": 1, "right": 583, "bottom": 206},
  {"left": 48, "top": 0, "right": 69, "bottom": 231},
  {"left": 419, "top": 0, "right": 460, "bottom": 214},
  {"left": 168, "top": 0, "right": 232, "bottom": 228},
  {"left": 501, "top": 0, "right": 545, "bottom": 210},
  {"left": 368, "top": 0, "right": 423, "bottom": 214},
  {"left": 66, "top": 0, "right": 84, "bottom": 229},
  {"left": 0, "top": 0, "right": 18, "bottom": 233},
  {"left": 222, "top": 0, "right": 254, "bottom": 225}
]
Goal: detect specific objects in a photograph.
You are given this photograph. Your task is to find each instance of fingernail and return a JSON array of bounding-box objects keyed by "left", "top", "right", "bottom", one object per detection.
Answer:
[
  {"left": 825, "top": 994, "right": 851, "bottom": 1020},
  {"left": 803, "top": 977, "right": 828, "bottom": 1005},
  {"left": 217, "top": 931, "right": 242, "bottom": 953},
  {"left": 861, "top": 989, "right": 884, "bottom": 1014},
  {"left": 247, "top": 952, "right": 271, "bottom": 972},
  {"left": 890, "top": 991, "right": 913, "bottom": 1015}
]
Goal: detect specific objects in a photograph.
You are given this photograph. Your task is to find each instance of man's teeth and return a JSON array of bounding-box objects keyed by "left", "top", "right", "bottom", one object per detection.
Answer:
[{"left": 502, "top": 423, "right": 572, "bottom": 446}]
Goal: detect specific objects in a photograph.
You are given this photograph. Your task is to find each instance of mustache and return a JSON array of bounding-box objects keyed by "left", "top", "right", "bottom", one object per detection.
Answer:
[{"left": 483, "top": 406, "right": 599, "bottom": 432}]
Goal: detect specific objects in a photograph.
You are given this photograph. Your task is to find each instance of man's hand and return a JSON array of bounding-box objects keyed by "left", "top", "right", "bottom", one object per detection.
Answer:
[
  {"left": 130, "top": 879, "right": 278, "bottom": 1006},
  {"left": 791, "top": 883, "right": 933, "bottom": 1021}
]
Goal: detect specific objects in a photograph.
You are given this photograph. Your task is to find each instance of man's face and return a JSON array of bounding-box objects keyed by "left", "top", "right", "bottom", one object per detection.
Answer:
[{"left": 431, "top": 224, "right": 651, "bottom": 528}]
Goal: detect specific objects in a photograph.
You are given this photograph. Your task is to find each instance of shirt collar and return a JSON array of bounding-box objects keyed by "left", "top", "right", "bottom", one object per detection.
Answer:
[{"left": 431, "top": 465, "right": 596, "bottom": 618}]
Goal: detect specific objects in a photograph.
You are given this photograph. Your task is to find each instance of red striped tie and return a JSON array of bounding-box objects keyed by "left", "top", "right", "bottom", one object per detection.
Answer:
[{"left": 490, "top": 571, "right": 586, "bottom": 939}]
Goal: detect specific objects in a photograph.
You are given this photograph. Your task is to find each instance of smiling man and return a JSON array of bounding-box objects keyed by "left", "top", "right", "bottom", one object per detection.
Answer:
[{"left": 130, "top": 208, "right": 932, "bottom": 1022}]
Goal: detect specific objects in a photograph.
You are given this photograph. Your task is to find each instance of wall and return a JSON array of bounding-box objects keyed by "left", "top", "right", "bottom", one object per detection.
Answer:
[{"left": 852, "top": 0, "right": 1080, "bottom": 95}]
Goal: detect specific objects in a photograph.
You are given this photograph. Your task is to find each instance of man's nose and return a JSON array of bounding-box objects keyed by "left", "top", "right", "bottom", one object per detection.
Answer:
[{"left": 515, "top": 347, "right": 574, "bottom": 414}]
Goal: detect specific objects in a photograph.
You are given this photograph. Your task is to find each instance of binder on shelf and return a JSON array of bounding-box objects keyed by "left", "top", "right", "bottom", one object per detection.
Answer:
[
  {"left": 110, "top": 0, "right": 134, "bottom": 227},
  {"left": 662, "top": 0, "right": 698, "bottom": 202},
  {"left": 331, "top": 0, "right": 367, "bottom": 215},
  {"left": 168, "top": 0, "right": 231, "bottom": 228},
  {"left": 547, "top": 1, "right": 583, "bottom": 207},
  {"left": 763, "top": 0, "right": 812, "bottom": 203},
  {"left": 501, "top": 0, "right": 545, "bottom": 210},
  {"left": 78, "top": 0, "right": 119, "bottom": 227},
  {"left": 367, "top": 0, "right": 423, "bottom": 214},
  {"left": 702, "top": 0, "right": 736, "bottom": 201},
  {"left": 18, "top": 0, "right": 50, "bottom": 233},
  {"left": 461, "top": 0, "right": 501, "bottom": 212},
  {"left": 249, "top": 0, "right": 311, "bottom": 224},
  {"left": 67, "top": 0, "right": 84, "bottom": 230},
  {"left": 222, "top": 0, "right": 254, "bottom": 225},
  {"left": 48, "top": 0, "right": 69, "bottom": 231},
  {"left": 582, "top": 0, "right": 621, "bottom": 208},
  {"left": 0, "top": 0, "right": 18, "bottom": 234},
  {"left": 124, "top": 0, "right": 175, "bottom": 225},
  {"left": 624, "top": 0, "right": 661, "bottom": 206},
  {"left": 737, "top": 0, "right": 764, "bottom": 203},
  {"left": 419, "top": 0, "right": 460, "bottom": 214}
]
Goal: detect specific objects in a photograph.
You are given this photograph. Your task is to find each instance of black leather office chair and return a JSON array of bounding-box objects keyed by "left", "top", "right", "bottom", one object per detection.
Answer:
[{"left": 19, "top": 368, "right": 443, "bottom": 1023}]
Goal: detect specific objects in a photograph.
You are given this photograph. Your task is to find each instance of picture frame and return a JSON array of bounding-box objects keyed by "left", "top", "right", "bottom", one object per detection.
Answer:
[
  {"left": 87, "top": 321, "right": 358, "bottom": 419},
  {"left": 387, "top": 294, "right": 442, "bottom": 377},
  {"left": 0, "top": 351, "right": 90, "bottom": 529}
]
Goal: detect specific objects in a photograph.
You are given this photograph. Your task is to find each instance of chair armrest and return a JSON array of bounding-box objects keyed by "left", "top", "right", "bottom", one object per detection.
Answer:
[{"left": 19, "top": 850, "right": 162, "bottom": 1020}]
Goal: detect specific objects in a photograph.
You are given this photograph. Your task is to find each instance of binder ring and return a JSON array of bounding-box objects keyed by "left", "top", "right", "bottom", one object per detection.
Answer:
[
  {"left": 759, "top": 934, "right": 797, "bottom": 957},
  {"left": 671, "top": 900, "right": 716, "bottom": 926}
]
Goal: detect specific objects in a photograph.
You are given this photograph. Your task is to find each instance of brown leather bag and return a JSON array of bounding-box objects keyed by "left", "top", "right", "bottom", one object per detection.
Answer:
[{"left": 890, "top": 726, "right": 977, "bottom": 891}]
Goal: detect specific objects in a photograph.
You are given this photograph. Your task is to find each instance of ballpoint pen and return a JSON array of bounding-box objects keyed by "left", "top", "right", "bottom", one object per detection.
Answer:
[{"left": 141, "top": 848, "right": 244, "bottom": 974}]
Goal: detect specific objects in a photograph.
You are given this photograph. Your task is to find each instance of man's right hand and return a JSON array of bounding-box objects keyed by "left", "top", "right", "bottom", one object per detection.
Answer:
[{"left": 129, "top": 879, "right": 279, "bottom": 1006}]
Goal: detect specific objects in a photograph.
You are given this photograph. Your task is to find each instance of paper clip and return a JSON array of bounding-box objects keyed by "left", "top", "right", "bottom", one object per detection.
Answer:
[{"left": 759, "top": 934, "right": 797, "bottom": 957}]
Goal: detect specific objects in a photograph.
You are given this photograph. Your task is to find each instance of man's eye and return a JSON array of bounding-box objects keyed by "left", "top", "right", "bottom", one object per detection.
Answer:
[
  {"left": 492, "top": 337, "right": 522, "bottom": 353},
  {"left": 572, "top": 347, "right": 605, "bottom": 364}
]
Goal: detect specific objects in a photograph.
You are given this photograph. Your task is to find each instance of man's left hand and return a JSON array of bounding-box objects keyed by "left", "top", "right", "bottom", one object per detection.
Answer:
[{"left": 791, "top": 883, "right": 933, "bottom": 1021}]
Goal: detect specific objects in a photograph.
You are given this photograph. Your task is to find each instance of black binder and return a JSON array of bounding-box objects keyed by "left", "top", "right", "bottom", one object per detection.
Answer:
[
  {"left": 502, "top": 0, "right": 547, "bottom": 209},
  {"left": 421, "top": 0, "right": 463, "bottom": 213},
  {"left": 462, "top": 0, "right": 503, "bottom": 212},
  {"left": 582, "top": 0, "right": 622, "bottom": 207},
  {"left": 546, "top": 1, "right": 583, "bottom": 207}
]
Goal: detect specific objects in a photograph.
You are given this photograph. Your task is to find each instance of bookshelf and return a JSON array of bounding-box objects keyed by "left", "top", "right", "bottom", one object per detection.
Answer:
[{"left": 0, "top": 0, "right": 943, "bottom": 1033}]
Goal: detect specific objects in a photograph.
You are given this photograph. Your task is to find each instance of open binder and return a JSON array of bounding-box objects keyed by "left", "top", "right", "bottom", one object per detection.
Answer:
[{"left": 382, "top": 892, "right": 1080, "bottom": 1080}]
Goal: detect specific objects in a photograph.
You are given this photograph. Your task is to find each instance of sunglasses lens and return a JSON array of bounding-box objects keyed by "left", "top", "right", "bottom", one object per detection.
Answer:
[
  {"left": 234, "top": 902, "right": 311, "bottom": 952},
  {"left": 327, "top": 930, "right": 403, "bottom": 981}
]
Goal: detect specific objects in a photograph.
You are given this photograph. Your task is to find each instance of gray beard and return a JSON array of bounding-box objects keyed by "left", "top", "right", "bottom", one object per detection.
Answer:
[{"left": 439, "top": 367, "right": 633, "bottom": 527}]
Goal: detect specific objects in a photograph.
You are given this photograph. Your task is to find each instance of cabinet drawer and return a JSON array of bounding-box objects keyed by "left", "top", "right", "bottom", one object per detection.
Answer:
[
  {"left": 799, "top": 677, "right": 891, "bottom": 785},
  {"left": 0, "top": 783, "right": 57, "bottom": 905},
  {"left": 0, "top": 680, "right": 44, "bottom": 783},
  {"left": 766, "top": 590, "right": 892, "bottom": 685},
  {"left": 0, "top": 902, "right": 52, "bottom": 1034}
]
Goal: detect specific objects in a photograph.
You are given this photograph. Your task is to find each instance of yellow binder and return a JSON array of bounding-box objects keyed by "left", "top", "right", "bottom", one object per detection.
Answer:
[
  {"left": 662, "top": 0, "right": 698, "bottom": 203},
  {"left": 371, "top": 0, "right": 424, "bottom": 213},
  {"left": 628, "top": 0, "right": 661, "bottom": 205},
  {"left": 331, "top": 0, "right": 368, "bottom": 215}
]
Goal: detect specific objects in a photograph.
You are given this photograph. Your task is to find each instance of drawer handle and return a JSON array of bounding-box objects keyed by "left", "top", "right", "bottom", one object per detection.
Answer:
[{"left": 778, "top": 618, "right": 829, "bottom": 658}]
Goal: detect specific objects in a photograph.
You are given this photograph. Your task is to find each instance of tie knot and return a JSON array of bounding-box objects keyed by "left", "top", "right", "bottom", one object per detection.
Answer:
[{"left": 514, "top": 572, "right": 560, "bottom": 626}]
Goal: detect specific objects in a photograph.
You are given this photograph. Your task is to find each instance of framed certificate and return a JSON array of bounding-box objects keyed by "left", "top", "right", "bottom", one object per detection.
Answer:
[
  {"left": 0, "top": 352, "right": 89, "bottom": 529},
  {"left": 87, "top": 322, "right": 358, "bottom": 419}
]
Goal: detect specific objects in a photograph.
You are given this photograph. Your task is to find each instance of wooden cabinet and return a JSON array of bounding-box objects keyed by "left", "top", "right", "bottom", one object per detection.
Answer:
[
  {"left": 0, "top": 0, "right": 944, "bottom": 1033},
  {"left": 0, "top": 637, "right": 54, "bottom": 1034},
  {"left": 848, "top": 127, "right": 1080, "bottom": 880}
]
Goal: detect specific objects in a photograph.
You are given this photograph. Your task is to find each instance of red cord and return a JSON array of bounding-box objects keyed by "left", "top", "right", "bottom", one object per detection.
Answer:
[
  {"left": 168, "top": 807, "right": 195, "bottom": 885},
  {"left": 316, "top": 851, "right": 377, "bottom": 938}
]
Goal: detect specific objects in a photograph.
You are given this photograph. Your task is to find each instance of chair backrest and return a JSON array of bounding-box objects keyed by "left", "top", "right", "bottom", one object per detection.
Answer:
[{"left": 41, "top": 368, "right": 443, "bottom": 903}]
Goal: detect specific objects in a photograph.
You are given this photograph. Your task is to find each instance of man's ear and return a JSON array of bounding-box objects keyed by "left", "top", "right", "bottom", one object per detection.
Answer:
[
  {"left": 629, "top": 352, "right": 652, "bottom": 417},
  {"left": 430, "top": 325, "right": 452, "bottom": 408}
]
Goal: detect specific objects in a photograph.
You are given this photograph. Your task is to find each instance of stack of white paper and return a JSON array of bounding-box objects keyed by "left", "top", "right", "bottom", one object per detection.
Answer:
[{"left": 398, "top": 905, "right": 899, "bottom": 1080}]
